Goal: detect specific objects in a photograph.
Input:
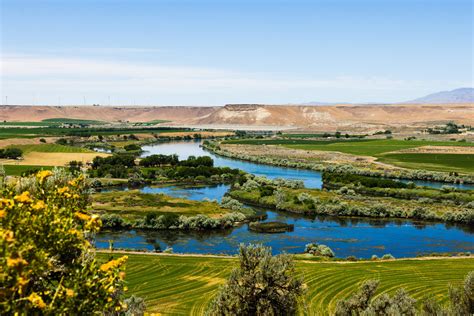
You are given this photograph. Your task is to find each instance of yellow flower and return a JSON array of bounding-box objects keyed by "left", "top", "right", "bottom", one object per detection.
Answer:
[
  {"left": 37, "top": 170, "right": 53, "bottom": 184},
  {"left": 28, "top": 293, "right": 46, "bottom": 309},
  {"left": 7, "top": 257, "right": 28, "bottom": 268},
  {"left": 14, "top": 191, "right": 32, "bottom": 204},
  {"left": 2, "top": 230, "right": 15, "bottom": 242},
  {"left": 65, "top": 288, "right": 74, "bottom": 297},
  {"left": 107, "top": 297, "right": 113, "bottom": 302},
  {"left": 0, "top": 210, "right": 6, "bottom": 218},
  {"left": 18, "top": 277, "right": 29, "bottom": 287},
  {"left": 99, "top": 256, "right": 128, "bottom": 272},
  {"left": 57, "top": 187, "right": 70, "bottom": 194},
  {"left": 75, "top": 211, "right": 91, "bottom": 221},
  {"left": 0, "top": 198, "right": 14, "bottom": 208},
  {"left": 32, "top": 200, "right": 46, "bottom": 211}
]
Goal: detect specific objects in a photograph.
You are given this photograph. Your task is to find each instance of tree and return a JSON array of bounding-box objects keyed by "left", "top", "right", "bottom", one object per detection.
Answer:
[
  {"left": 207, "top": 244, "right": 305, "bottom": 315},
  {"left": 423, "top": 271, "right": 474, "bottom": 315},
  {"left": 335, "top": 280, "right": 417, "bottom": 316},
  {"left": 0, "top": 169, "right": 128, "bottom": 314},
  {"left": 0, "top": 147, "right": 23, "bottom": 159}
]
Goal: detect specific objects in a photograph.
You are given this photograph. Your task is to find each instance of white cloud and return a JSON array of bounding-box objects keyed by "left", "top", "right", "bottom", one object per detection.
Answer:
[{"left": 0, "top": 54, "right": 469, "bottom": 105}]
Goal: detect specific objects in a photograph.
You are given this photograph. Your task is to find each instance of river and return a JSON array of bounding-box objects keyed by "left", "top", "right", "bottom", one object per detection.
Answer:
[{"left": 96, "top": 140, "right": 474, "bottom": 257}]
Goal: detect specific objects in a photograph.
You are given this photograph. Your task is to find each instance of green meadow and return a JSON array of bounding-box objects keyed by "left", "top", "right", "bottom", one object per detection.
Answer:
[
  {"left": 2, "top": 165, "right": 56, "bottom": 176},
  {"left": 224, "top": 138, "right": 474, "bottom": 173},
  {"left": 12, "top": 144, "right": 94, "bottom": 153},
  {"left": 379, "top": 153, "right": 474, "bottom": 173},
  {"left": 225, "top": 139, "right": 473, "bottom": 156},
  {"left": 98, "top": 253, "right": 473, "bottom": 315}
]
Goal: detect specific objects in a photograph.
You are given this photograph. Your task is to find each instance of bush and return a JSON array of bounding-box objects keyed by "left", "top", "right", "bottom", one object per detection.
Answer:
[
  {"left": 207, "top": 244, "right": 305, "bottom": 315},
  {"left": 381, "top": 254, "right": 395, "bottom": 260},
  {"left": 0, "top": 147, "right": 23, "bottom": 159},
  {"left": 0, "top": 170, "right": 128, "bottom": 314},
  {"left": 304, "top": 243, "right": 335, "bottom": 257},
  {"left": 335, "top": 280, "right": 417, "bottom": 316}
]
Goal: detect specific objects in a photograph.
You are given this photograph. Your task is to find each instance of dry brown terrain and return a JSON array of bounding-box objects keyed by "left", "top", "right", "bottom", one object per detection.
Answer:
[
  {"left": 0, "top": 152, "right": 109, "bottom": 166},
  {"left": 1, "top": 103, "right": 473, "bottom": 132}
]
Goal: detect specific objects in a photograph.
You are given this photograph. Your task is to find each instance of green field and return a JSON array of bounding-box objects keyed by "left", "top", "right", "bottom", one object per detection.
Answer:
[
  {"left": 92, "top": 190, "right": 234, "bottom": 219},
  {"left": 225, "top": 139, "right": 473, "bottom": 156},
  {"left": 98, "top": 253, "right": 473, "bottom": 315},
  {"left": 2, "top": 165, "right": 56, "bottom": 176},
  {"left": 12, "top": 144, "right": 93, "bottom": 153},
  {"left": 379, "top": 153, "right": 474, "bottom": 173},
  {"left": 41, "top": 118, "right": 107, "bottom": 125}
]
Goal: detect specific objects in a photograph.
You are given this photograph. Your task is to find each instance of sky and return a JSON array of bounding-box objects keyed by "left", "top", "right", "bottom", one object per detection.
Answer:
[{"left": 0, "top": 0, "right": 472, "bottom": 106}]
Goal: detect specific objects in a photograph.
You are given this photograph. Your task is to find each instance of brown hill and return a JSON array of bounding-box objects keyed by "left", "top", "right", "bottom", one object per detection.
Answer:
[
  {"left": 1, "top": 104, "right": 473, "bottom": 132},
  {"left": 187, "top": 103, "right": 474, "bottom": 131},
  {"left": 0, "top": 105, "right": 217, "bottom": 123}
]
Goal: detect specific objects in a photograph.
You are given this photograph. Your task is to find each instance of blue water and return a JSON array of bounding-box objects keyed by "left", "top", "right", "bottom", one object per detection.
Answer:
[
  {"left": 141, "top": 140, "right": 323, "bottom": 189},
  {"left": 95, "top": 140, "right": 474, "bottom": 257},
  {"left": 400, "top": 179, "right": 474, "bottom": 190},
  {"left": 140, "top": 184, "right": 230, "bottom": 202},
  {"left": 96, "top": 211, "right": 474, "bottom": 258}
]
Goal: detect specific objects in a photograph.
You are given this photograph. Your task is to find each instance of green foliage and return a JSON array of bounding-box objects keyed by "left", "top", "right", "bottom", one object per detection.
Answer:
[
  {"left": 304, "top": 243, "right": 335, "bottom": 257},
  {"left": 335, "top": 280, "right": 417, "bottom": 315},
  {"left": 248, "top": 221, "right": 294, "bottom": 233},
  {"left": 422, "top": 271, "right": 474, "bottom": 315},
  {"left": 207, "top": 244, "right": 305, "bottom": 315},
  {"left": 0, "top": 147, "right": 23, "bottom": 159},
  {"left": 0, "top": 170, "right": 128, "bottom": 314}
]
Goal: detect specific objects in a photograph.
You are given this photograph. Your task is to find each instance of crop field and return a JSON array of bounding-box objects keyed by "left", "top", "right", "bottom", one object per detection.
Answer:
[
  {"left": 225, "top": 139, "right": 474, "bottom": 157},
  {"left": 41, "top": 118, "right": 107, "bottom": 125},
  {"left": 2, "top": 164, "right": 55, "bottom": 176},
  {"left": 12, "top": 144, "right": 94, "bottom": 153},
  {"left": 97, "top": 253, "right": 473, "bottom": 315},
  {"left": 379, "top": 153, "right": 474, "bottom": 173}
]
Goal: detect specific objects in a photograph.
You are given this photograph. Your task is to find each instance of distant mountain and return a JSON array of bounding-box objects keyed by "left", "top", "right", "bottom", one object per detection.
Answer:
[{"left": 403, "top": 88, "right": 474, "bottom": 104}]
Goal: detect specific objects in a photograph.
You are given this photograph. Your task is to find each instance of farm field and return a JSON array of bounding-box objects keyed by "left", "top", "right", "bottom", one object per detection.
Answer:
[
  {"left": 379, "top": 153, "right": 474, "bottom": 173},
  {"left": 223, "top": 138, "right": 474, "bottom": 173},
  {"left": 97, "top": 252, "right": 473, "bottom": 315},
  {"left": 13, "top": 143, "right": 93, "bottom": 153},
  {"left": 2, "top": 164, "right": 55, "bottom": 176},
  {"left": 224, "top": 139, "right": 474, "bottom": 156}
]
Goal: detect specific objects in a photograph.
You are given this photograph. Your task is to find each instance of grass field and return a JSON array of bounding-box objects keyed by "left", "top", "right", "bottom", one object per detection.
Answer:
[
  {"left": 92, "top": 190, "right": 232, "bottom": 219},
  {"left": 225, "top": 139, "right": 473, "bottom": 156},
  {"left": 41, "top": 118, "right": 107, "bottom": 125},
  {"left": 379, "top": 153, "right": 474, "bottom": 173},
  {"left": 97, "top": 253, "right": 473, "bottom": 315},
  {"left": 224, "top": 138, "right": 474, "bottom": 173},
  {"left": 12, "top": 144, "right": 93, "bottom": 153},
  {"left": 2, "top": 164, "right": 56, "bottom": 176}
]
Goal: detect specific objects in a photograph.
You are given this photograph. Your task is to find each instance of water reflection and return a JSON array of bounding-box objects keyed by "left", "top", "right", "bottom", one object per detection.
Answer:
[{"left": 97, "top": 210, "right": 474, "bottom": 258}]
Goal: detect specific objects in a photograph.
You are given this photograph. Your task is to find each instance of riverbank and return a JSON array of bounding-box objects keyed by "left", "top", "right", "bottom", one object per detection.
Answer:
[{"left": 203, "top": 140, "right": 474, "bottom": 185}]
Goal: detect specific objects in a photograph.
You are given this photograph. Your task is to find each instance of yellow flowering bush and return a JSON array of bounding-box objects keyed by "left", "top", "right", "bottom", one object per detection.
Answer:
[{"left": 0, "top": 170, "right": 128, "bottom": 314}]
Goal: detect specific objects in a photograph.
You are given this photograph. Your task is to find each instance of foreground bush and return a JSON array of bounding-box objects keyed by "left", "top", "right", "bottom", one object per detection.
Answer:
[
  {"left": 207, "top": 244, "right": 305, "bottom": 315},
  {"left": 0, "top": 170, "right": 128, "bottom": 314},
  {"left": 335, "top": 280, "right": 417, "bottom": 315}
]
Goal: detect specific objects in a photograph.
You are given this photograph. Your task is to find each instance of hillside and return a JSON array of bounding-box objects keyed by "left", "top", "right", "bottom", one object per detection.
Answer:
[
  {"left": 0, "top": 105, "right": 217, "bottom": 123},
  {"left": 404, "top": 88, "right": 474, "bottom": 104},
  {"left": 1, "top": 103, "right": 473, "bottom": 131}
]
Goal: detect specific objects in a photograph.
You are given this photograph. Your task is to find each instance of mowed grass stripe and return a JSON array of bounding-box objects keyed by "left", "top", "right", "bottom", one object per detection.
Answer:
[
  {"left": 12, "top": 144, "right": 93, "bottom": 153},
  {"left": 98, "top": 253, "right": 473, "bottom": 315}
]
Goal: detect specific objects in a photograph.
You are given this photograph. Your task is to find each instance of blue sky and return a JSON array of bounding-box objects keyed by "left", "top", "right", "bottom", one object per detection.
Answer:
[{"left": 1, "top": 0, "right": 472, "bottom": 105}]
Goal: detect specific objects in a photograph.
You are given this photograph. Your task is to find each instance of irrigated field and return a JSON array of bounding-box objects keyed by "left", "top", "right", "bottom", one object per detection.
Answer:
[
  {"left": 225, "top": 139, "right": 473, "bottom": 156},
  {"left": 379, "top": 153, "right": 474, "bottom": 173},
  {"left": 97, "top": 253, "right": 473, "bottom": 315},
  {"left": 224, "top": 139, "right": 474, "bottom": 173},
  {"left": 13, "top": 144, "right": 93, "bottom": 153}
]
